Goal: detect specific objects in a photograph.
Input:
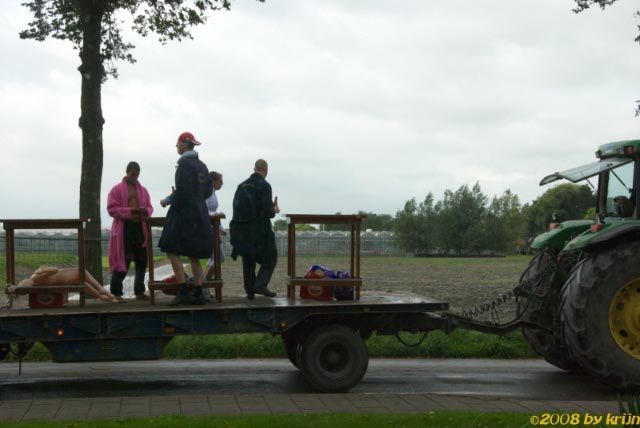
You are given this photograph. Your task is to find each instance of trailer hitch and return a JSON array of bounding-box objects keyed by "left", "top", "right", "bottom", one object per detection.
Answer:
[{"left": 443, "top": 312, "right": 553, "bottom": 336}]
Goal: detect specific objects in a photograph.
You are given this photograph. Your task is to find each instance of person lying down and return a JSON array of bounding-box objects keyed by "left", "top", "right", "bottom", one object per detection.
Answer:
[{"left": 18, "top": 266, "right": 120, "bottom": 303}]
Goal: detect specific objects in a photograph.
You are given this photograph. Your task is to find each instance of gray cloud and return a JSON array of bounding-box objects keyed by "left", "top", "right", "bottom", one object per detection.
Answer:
[{"left": 1, "top": 0, "right": 640, "bottom": 225}]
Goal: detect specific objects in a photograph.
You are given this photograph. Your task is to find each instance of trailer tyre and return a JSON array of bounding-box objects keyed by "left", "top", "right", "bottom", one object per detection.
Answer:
[
  {"left": 282, "top": 335, "right": 300, "bottom": 368},
  {"left": 518, "top": 249, "right": 580, "bottom": 371},
  {"left": 561, "top": 241, "right": 640, "bottom": 390},
  {"left": 298, "top": 324, "right": 369, "bottom": 392},
  {"left": 0, "top": 344, "right": 9, "bottom": 361}
]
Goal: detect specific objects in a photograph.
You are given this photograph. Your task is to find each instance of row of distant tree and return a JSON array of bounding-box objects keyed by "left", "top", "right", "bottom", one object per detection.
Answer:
[{"left": 274, "top": 182, "right": 594, "bottom": 255}]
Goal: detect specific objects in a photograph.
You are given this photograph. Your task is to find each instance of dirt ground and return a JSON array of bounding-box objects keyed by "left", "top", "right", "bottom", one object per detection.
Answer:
[
  {"left": 211, "top": 254, "right": 531, "bottom": 319},
  {"left": 2, "top": 255, "right": 532, "bottom": 320}
]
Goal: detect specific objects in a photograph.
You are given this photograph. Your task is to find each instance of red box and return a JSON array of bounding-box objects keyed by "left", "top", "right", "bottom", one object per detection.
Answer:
[
  {"left": 300, "top": 284, "right": 334, "bottom": 301},
  {"left": 300, "top": 270, "right": 333, "bottom": 301},
  {"left": 29, "top": 291, "right": 68, "bottom": 308}
]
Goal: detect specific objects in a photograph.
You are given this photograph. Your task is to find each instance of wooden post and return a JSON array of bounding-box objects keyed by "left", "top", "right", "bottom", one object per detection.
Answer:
[
  {"left": 78, "top": 223, "right": 86, "bottom": 285},
  {"left": 213, "top": 218, "right": 221, "bottom": 280},
  {"left": 5, "top": 227, "right": 14, "bottom": 287},
  {"left": 146, "top": 222, "right": 155, "bottom": 284},
  {"left": 287, "top": 220, "right": 296, "bottom": 298},
  {"left": 355, "top": 221, "right": 361, "bottom": 300},
  {"left": 212, "top": 217, "right": 222, "bottom": 302},
  {"left": 355, "top": 221, "right": 361, "bottom": 277},
  {"left": 77, "top": 223, "right": 86, "bottom": 307},
  {"left": 350, "top": 223, "right": 355, "bottom": 278},
  {"left": 146, "top": 221, "right": 156, "bottom": 305}
]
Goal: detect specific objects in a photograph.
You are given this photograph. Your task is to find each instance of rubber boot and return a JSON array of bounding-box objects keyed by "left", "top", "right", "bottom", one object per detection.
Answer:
[
  {"left": 191, "top": 286, "right": 206, "bottom": 305},
  {"left": 169, "top": 285, "right": 193, "bottom": 306}
]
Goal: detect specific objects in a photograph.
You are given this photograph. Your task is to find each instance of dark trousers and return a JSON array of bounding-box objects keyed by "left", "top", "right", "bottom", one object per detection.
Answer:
[
  {"left": 242, "top": 256, "right": 276, "bottom": 294},
  {"left": 110, "top": 246, "right": 148, "bottom": 297}
]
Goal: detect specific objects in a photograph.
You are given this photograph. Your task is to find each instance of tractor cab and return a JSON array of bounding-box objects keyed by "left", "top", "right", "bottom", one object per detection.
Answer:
[{"left": 532, "top": 139, "right": 640, "bottom": 251}]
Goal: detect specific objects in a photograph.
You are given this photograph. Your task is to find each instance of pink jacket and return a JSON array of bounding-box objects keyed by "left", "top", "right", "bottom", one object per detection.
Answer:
[{"left": 107, "top": 178, "right": 153, "bottom": 272}]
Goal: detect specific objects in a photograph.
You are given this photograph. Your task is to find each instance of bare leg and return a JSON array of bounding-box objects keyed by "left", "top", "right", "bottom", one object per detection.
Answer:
[
  {"left": 53, "top": 268, "right": 115, "bottom": 301},
  {"left": 167, "top": 254, "right": 186, "bottom": 283},
  {"left": 80, "top": 284, "right": 103, "bottom": 300},
  {"left": 82, "top": 270, "right": 115, "bottom": 298},
  {"left": 190, "top": 258, "right": 204, "bottom": 286},
  {"left": 204, "top": 265, "right": 214, "bottom": 281}
]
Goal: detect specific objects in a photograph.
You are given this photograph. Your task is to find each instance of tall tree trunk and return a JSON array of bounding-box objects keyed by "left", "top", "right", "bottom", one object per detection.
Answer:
[{"left": 78, "top": 4, "right": 105, "bottom": 283}]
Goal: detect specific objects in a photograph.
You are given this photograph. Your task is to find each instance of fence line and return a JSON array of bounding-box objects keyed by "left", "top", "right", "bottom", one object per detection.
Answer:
[{"left": 0, "top": 232, "right": 404, "bottom": 258}]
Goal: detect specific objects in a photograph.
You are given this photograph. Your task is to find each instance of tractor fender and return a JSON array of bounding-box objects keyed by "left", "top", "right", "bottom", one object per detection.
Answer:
[
  {"left": 563, "top": 222, "right": 640, "bottom": 252},
  {"left": 530, "top": 220, "right": 592, "bottom": 251}
]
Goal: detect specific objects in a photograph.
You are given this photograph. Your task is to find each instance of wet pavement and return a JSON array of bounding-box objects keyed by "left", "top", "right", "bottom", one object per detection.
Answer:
[{"left": 0, "top": 359, "right": 621, "bottom": 420}]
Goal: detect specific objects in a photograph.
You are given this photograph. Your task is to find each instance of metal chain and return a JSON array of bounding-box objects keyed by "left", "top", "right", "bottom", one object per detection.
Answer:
[
  {"left": 0, "top": 294, "right": 15, "bottom": 311},
  {"left": 456, "top": 251, "right": 564, "bottom": 320}
]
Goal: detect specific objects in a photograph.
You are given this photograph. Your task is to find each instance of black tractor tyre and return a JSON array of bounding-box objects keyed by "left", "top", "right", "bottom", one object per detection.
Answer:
[
  {"left": 561, "top": 241, "right": 640, "bottom": 390},
  {"left": 517, "top": 249, "right": 580, "bottom": 372},
  {"left": 298, "top": 324, "right": 369, "bottom": 392}
]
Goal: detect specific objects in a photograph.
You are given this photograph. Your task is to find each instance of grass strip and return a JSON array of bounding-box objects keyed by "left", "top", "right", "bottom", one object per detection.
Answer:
[
  {"left": 0, "top": 412, "right": 532, "bottom": 428},
  {"left": 8, "top": 330, "right": 536, "bottom": 362}
]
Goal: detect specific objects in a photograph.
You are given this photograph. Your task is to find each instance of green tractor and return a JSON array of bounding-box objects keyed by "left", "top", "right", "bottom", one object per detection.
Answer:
[{"left": 519, "top": 139, "right": 640, "bottom": 390}]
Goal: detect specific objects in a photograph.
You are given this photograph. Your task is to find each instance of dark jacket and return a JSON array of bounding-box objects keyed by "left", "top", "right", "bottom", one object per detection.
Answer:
[
  {"left": 230, "top": 172, "right": 277, "bottom": 266},
  {"left": 158, "top": 153, "right": 214, "bottom": 259}
]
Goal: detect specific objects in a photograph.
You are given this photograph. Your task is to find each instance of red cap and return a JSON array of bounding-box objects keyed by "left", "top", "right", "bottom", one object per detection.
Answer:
[{"left": 177, "top": 131, "right": 201, "bottom": 146}]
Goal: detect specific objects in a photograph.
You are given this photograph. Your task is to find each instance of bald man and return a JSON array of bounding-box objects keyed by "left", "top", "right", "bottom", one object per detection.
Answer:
[{"left": 230, "top": 159, "right": 280, "bottom": 299}]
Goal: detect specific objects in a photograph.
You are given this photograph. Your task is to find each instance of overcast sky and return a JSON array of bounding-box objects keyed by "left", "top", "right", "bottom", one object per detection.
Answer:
[{"left": 1, "top": 0, "right": 640, "bottom": 227}]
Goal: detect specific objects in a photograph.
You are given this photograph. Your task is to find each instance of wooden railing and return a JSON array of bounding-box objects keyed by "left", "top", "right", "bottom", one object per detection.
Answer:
[
  {"left": 145, "top": 214, "right": 225, "bottom": 305},
  {"left": 1, "top": 219, "right": 88, "bottom": 307},
  {"left": 285, "top": 214, "right": 366, "bottom": 300}
]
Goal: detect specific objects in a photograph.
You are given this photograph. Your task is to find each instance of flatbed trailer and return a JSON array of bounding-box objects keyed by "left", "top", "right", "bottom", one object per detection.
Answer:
[
  {"left": 0, "top": 216, "right": 531, "bottom": 392},
  {"left": 1, "top": 292, "right": 450, "bottom": 392}
]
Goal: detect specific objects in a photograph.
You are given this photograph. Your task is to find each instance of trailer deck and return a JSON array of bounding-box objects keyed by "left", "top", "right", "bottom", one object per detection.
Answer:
[
  {"left": 0, "top": 291, "right": 447, "bottom": 318},
  {"left": 1, "top": 216, "right": 453, "bottom": 391}
]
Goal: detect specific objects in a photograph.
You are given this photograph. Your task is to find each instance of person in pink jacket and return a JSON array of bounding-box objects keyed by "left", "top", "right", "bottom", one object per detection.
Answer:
[{"left": 107, "top": 162, "right": 153, "bottom": 302}]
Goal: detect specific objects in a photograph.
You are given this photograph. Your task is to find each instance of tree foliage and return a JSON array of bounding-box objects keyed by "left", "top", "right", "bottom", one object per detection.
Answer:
[
  {"left": 20, "top": 0, "right": 240, "bottom": 79},
  {"left": 393, "top": 183, "right": 594, "bottom": 256},
  {"left": 435, "top": 183, "right": 487, "bottom": 254},
  {"left": 273, "top": 219, "right": 287, "bottom": 231},
  {"left": 572, "top": 0, "right": 640, "bottom": 115},
  {"left": 483, "top": 190, "right": 525, "bottom": 254},
  {"left": 573, "top": 0, "right": 640, "bottom": 44},
  {"left": 522, "top": 183, "right": 595, "bottom": 236},
  {"left": 394, "top": 195, "right": 436, "bottom": 255},
  {"left": 20, "top": 0, "right": 259, "bottom": 280},
  {"left": 323, "top": 211, "right": 395, "bottom": 232},
  {"left": 361, "top": 212, "right": 394, "bottom": 231}
]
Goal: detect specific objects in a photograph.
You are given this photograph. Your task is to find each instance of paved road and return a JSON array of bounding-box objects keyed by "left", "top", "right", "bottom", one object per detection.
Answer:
[
  {"left": 0, "top": 359, "right": 622, "bottom": 420},
  {"left": 0, "top": 359, "right": 616, "bottom": 401}
]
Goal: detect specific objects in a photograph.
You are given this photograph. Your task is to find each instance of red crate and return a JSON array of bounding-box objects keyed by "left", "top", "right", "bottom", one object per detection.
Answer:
[
  {"left": 300, "top": 269, "right": 334, "bottom": 301},
  {"left": 300, "top": 284, "right": 334, "bottom": 301},
  {"left": 29, "top": 291, "right": 68, "bottom": 308}
]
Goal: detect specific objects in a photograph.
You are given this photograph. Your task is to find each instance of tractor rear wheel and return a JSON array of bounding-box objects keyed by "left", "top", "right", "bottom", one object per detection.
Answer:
[
  {"left": 561, "top": 241, "right": 640, "bottom": 390},
  {"left": 517, "top": 249, "right": 580, "bottom": 371}
]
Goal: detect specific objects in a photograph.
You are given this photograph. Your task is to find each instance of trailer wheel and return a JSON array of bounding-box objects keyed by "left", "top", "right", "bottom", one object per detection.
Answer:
[
  {"left": 282, "top": 335, "right": 300, "bottom": 368},
  {"left": 517, "top": 249, "right": 580, "bottom": 371},
  {"left": 0, "top": 343, "right": 9, "bottom": 361},
  {"left": 561, "top": 241, "right": 640, "bottom": 390},
  {"left": 298, "top": 324, "right": 369, "bottom": 392}
]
